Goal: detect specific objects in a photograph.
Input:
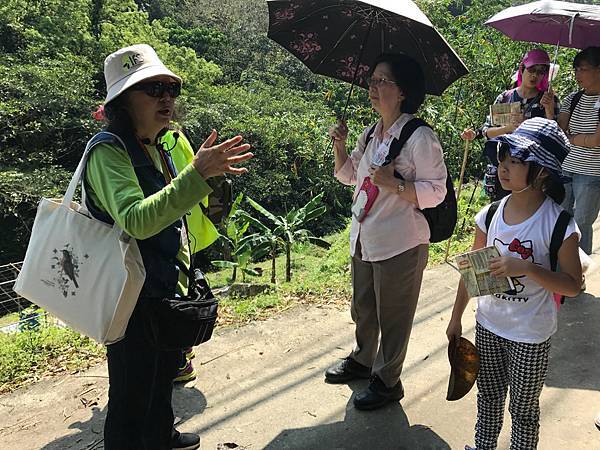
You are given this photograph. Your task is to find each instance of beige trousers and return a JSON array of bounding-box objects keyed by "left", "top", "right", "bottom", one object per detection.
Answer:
[{"left": 349, "top": 241, "right": 429, "bottom": 388}]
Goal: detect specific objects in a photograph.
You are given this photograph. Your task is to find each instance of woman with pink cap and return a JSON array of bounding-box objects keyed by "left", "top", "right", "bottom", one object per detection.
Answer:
[
  {"left": 462, "top": 49, "right": 560, "bottom": 201},
  {"left": 86, "top": 44, "right": 253, "bottom": 450}
]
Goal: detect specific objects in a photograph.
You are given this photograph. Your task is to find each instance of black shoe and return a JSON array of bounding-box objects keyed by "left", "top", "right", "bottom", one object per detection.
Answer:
[
  {"left": 353, "top": 375, "right": 404, "bottom": 410},
  {"left": 171, "top": 431, "right": 200, "bottom": 450},
  {"left": 325, "top": 357, "right": 371, "bottom": 383}
]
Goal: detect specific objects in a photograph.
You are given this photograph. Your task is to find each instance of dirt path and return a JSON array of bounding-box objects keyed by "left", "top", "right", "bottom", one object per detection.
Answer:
[{"left": 2, "top": 232, "right": 600, "bottom": 449}]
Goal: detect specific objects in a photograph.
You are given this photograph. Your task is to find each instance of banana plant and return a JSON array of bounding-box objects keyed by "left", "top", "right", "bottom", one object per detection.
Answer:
[
  {"left": 212, "top": 193, "right": 265, "bottom": 283},
  {"left": 245, "top": 192, "right": 330, "bottom": 282}
]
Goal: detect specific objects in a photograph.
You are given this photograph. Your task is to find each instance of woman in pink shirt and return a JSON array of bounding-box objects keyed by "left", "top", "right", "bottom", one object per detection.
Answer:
[{"left": 324, "top": 53, "right": 448, "bottom": 410}]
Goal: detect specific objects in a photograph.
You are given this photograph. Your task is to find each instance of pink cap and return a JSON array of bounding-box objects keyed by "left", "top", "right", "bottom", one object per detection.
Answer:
[
  {"left": 522, "top": 49, "right": 550, "bottom": 68},
  {"left": 518, "top": 49, "right": 552, "bottom": 91}
]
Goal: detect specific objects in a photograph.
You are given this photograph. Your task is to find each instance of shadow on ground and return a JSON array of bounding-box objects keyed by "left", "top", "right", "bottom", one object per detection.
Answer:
[
  {"left": 40, "top": 384, "right": 206, "bottom": 450},
  {"left": 546, "top": 291, "right": 600, "bottom": 392},
  {"left": 263, "top": 381, "right": 450, "bottom": 450}
]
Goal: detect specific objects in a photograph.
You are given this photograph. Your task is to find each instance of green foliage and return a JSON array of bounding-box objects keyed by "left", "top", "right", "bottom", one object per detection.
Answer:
[
  {"left": 0, "top": 167, "right": 71, "bottom": 264},
  {"left": 160, "top": 17, "right": 227, "bottom": 61},
  {"left": 0, "top": 0, "right": 587, "bottom": 270}
]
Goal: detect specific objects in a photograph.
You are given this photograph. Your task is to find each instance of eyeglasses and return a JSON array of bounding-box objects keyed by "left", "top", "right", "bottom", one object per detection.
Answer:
[
  {"left": 130, "top": 81, "right": 181, "bottom": 98},
  {"left": 525, "top": 66, "right": 548, "bottom": 76},
  {"left": 366, "top": 77, "right": 398, "bottom": 88}
]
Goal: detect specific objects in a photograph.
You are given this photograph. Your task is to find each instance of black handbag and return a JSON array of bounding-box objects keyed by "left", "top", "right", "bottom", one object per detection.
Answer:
[{"left": 143, "top": 262, "right": 218, "bottom": 351}]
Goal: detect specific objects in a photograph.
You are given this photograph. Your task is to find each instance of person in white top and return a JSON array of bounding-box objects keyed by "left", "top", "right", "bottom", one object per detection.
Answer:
[{"left": 447, "top": 118, "right": 582, "bottom": 450}]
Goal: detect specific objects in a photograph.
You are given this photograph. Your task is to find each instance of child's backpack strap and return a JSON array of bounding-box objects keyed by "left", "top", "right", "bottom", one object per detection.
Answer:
[
  {"left": 484, "top": 200, "right": 501, "bottom": 233},
  {"left": 549, "top": 211, "right": 571, "bottom": 272},
  {"left": 550, "top": 210, "right": 571, "bottom": 305}
]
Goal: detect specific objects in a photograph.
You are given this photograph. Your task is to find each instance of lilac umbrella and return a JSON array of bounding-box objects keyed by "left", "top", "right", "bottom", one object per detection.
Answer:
[
  {"left": 267, "top": 0, "right": 468, "bottom": 96},
  {"left": 485, "top": 0, "right": 600, "bottom": 49}
]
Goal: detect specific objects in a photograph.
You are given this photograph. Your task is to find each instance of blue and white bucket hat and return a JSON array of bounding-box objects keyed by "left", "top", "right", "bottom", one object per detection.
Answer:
[{"left": 484, "top": 117, "right": 571, "bottom": 183}]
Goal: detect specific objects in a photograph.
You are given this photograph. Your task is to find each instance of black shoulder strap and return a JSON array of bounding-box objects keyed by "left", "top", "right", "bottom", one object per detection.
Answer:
[
  {"left": 549, "top": 211, "right": 571, "bottom": 272},
  {"left": 568, "top": 90, "right": 585, "bottom": 119},
  {"left": 363, "top": 123, "right": 378, "bottom": 150},
  {"left": 384, "top": 118, "right": 431, "bottom": 164},
  {"left": 484, "top": 200, "right": 501, "bottom": 233}
]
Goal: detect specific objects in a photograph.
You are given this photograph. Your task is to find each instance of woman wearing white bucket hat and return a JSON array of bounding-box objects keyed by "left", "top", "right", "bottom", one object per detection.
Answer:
[{"left": 85, "top": 44, "right": 253, "bottom": 450}]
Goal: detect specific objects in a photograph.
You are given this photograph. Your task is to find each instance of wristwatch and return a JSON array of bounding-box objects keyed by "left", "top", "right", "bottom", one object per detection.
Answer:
[{"left": 397, "top": 180, "right": 405, "bottom": 194}]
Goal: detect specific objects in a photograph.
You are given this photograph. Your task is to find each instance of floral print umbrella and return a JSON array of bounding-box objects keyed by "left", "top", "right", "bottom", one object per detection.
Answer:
[{"left": 267, "top": 0, "right": 469, "bottom": 96}]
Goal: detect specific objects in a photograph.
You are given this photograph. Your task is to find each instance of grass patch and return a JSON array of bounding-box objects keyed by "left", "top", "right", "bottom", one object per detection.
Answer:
[
  {"left": 0, "top": 321, "right": 104, "bottom": 393},
  {"left": 0, "top": 312, "right": 19, "bottom": 328}
]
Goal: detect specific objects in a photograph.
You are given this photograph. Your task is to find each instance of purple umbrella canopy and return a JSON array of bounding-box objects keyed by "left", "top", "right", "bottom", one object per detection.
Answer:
[
  {"left": 267, "top": 0, "right": 469, "bottom": 96},
  {"left": 485, "top": 0, "right": 600, "bottom": 49}
]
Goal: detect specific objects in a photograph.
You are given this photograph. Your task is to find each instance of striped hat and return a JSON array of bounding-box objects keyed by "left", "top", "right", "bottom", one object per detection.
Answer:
[{"left": 485, "top": 117, "right": 571, "bottom": 183}]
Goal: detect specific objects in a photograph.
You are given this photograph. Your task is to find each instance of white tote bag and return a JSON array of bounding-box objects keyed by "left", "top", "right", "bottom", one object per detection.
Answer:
[{"left": 14, "top": 134, "right": 146, "bottom": 344}]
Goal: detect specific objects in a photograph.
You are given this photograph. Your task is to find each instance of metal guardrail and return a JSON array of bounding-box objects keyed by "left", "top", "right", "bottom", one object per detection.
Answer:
[
  {"left": 0, "top": 262, "right": 31, "bottom": 315},
  {"left": 0, "top": 262, "right": 43, "bottom": 332}
]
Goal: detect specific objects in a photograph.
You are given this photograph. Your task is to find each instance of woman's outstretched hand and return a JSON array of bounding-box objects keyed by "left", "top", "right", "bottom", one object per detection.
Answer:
[{"left": 192, "top": 130, "right": 253, "bottom": 179}]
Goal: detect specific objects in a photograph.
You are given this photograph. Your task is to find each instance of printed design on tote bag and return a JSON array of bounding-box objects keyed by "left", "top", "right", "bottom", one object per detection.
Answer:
[{"left": 43, "top": 244, "right": 88, "bottom": 298}]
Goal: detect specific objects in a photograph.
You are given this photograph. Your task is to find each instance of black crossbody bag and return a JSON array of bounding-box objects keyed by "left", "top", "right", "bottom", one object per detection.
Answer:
[
  {"left": 142, "top": 249, "right": 218, "bottom": 350},
  {"left": 141, "top": 141, "right": 219, "bottom": 351}
]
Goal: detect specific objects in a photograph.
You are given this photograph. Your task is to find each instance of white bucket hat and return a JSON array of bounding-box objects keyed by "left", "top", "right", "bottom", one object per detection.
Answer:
[{"left": 103, "top": 44, "right": 182, "bottom": 104}]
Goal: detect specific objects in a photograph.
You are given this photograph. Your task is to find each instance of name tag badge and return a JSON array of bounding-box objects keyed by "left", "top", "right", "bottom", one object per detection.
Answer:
[
  {"left": 371, "top": 142, "right": 390, "bottom": 166},
  {"left": 594, "top": 98, "right": 600, "bottom": 110}
]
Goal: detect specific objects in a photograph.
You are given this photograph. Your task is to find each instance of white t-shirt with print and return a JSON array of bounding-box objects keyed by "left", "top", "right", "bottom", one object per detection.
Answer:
[{"left": 474, "top": 195, "right": 580, "bottom": 344}]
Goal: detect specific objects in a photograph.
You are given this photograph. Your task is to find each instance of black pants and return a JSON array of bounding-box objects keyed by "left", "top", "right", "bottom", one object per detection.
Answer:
[{"left": 104, "top": 303, "right": 183, "bottom": 450}]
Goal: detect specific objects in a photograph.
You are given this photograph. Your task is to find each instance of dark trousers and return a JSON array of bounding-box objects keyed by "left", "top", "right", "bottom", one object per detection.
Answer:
[
  {"left": 104, "top": 304, "right": 183, "bottom": 450},
  {"left": 349, "top": 242, "right": 429, "bottom": 387}
]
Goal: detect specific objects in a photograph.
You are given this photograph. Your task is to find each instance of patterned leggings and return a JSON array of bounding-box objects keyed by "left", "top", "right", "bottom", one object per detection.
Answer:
[{"left": 474, "top": 323, "right": 551, "bottom": 450}]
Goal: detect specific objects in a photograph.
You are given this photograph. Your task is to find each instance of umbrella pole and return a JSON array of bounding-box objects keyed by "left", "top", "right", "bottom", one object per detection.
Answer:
[
  {"left": 444, "top": 139, "right": 470, "bottom": 263},
  {"left": 549, "top": 41, "right": 560, "bottom": 91},
  {"left": 340, "top": 18, "right": 375, "bottom": 121},
  {"left": 326, "top": 18, "right": 374, "bottom": 155}
]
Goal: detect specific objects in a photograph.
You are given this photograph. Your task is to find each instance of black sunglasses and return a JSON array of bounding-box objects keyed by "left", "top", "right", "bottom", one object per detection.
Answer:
[{"left": 130, "top": 81, "right": 181, "bottom": 98}]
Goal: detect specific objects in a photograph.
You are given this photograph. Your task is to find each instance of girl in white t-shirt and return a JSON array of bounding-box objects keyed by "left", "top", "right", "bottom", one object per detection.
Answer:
[{"left": 447, "top": 117, "right": 582, "bottom": 450}]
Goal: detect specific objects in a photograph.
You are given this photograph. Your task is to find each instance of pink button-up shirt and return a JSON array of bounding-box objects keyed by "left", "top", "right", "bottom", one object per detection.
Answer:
[{"left": 335, "top": 114, "right": 448, "bottom": 262}]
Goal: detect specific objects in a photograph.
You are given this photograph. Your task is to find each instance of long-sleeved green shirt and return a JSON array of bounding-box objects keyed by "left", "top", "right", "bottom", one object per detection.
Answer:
[{"left": 85, "top": 140, "right": 213, "bottom": 294}]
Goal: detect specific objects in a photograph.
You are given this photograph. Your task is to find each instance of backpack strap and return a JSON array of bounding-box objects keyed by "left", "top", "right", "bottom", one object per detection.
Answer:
[
  {"left": 568, "top": 90, "right": 585, "bottom": 127},
  {"left": 501, "top": 88, "right": 517, "bottom": 104},
  {"left": 549, "top": 210, "right": 571, "bottom": 272},
  {"left": 384, "top": 118, "right": 431, "bottom": 165},
  {"left": 363, "top": 123, "right": 378, "bottom": 151},
  {"left": 484, "top": 200, "right": 501, "bottom": 233}
]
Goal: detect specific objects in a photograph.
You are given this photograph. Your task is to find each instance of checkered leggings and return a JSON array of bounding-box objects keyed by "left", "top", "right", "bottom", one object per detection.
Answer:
[{"left": 474, "top": 322, "right": 551, "bottom": 450}]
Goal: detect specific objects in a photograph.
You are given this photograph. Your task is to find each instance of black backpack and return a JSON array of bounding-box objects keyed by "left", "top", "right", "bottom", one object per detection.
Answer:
[
  {"left": 202, "top": 176, "right": 232, "bottom": 225},
  {"left": 173, "top": 130, "right": 233, "bottom": 226},
  {"left": 484, "top": 200, "right": 571, "bottom": 304},
  {"left": 365, "top": 118, "right": 457, "bottom": 243}
]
